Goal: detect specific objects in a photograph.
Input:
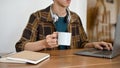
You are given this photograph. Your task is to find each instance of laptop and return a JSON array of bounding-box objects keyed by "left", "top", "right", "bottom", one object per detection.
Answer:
[{"left": 74, "top": 14, "right": 120, "bottom": 59}]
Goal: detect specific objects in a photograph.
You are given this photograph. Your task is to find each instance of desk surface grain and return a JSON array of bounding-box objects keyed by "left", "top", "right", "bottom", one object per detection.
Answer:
[{"left": 0, "top": 49, "right": 120, "bottom": 68}]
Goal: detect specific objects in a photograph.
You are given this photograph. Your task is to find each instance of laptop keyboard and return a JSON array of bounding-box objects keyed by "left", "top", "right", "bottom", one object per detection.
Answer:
[{"left": 94, "top": 50, "right": 112, "bottom": 55}]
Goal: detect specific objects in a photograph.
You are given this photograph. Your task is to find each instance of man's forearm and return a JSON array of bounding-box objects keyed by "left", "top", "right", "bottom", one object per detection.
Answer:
[{"left": 24, "top": 39, "right": 47, "bottom": 51}]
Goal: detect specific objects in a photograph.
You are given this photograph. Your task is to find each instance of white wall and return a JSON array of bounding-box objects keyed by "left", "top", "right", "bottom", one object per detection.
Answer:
[{"left": 0, "top": 0, "right": 87, "bottom": 52}]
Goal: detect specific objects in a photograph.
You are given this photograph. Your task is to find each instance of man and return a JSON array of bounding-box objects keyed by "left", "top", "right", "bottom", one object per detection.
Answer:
[{"left": 15, "top": 0, "right": 112, "bottom": 52}]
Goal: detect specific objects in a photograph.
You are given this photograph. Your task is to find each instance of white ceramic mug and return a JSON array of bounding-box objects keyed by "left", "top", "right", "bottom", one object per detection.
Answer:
[{"left": 58, "top": 32, "right": 72, "bottom": 46}]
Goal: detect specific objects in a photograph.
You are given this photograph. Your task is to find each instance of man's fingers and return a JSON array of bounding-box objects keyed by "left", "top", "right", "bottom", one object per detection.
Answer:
[
  {"left": 107, "top": 43, "right": 113, "bottom": 50},
  {"left": 99, "top": 42, "right": 113, "bottom": 50},
  {"left": 94, "top": 44, "right": 103, "bottom": 50},
  {"left": 51, "top": 32, "right": 58, "bottom": 39},
  {"left": 93, "top": 42, "right": 113, "bottom": 50},
  {"left": 101, "top": 42, "right": 110, "bottom": 50},
  {"left": 46, "top": 34, "right": 58, "bottom": 48}
]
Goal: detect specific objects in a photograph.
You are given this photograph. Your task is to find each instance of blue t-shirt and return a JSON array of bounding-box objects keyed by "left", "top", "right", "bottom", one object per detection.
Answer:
[{"left": 54, "top": 17, "right": 69, "bottom": 50}]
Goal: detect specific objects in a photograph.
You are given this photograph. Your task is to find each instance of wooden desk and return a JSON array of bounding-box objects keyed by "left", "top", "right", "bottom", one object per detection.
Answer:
[{"left": 0, "top": 49, "right": 120, "bottom": 68}]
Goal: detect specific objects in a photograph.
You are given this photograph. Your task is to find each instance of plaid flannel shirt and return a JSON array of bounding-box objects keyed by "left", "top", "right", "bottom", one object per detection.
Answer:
[{"left": 15, "top": 6, "right": 89, "bottom": 52}]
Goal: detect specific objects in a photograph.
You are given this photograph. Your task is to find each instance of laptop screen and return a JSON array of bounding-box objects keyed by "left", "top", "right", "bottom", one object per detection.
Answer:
[{"left": 112, "top": 14, "right": 120, "bottom": 57}]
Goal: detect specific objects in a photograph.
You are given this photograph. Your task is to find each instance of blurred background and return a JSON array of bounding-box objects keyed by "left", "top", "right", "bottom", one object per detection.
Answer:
[{"left": 87, "top": 0, "right": 119, "bottom": 43}]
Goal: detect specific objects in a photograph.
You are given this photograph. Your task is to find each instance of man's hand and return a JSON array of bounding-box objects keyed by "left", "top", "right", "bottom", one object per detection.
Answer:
[
  {"left": 85, "top": 41, "right": 113, "bottom": 51},
  {"left": 45, "top": 32, "right": 58, "bottom": 48},
  {"left": 92, "top": 41, "right": 113, "bottom": 50}
]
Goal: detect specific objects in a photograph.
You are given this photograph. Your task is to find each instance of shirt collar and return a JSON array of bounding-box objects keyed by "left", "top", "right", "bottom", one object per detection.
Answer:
[{"left": 50, "top": 4, "right": 71, "bottom": 23}]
